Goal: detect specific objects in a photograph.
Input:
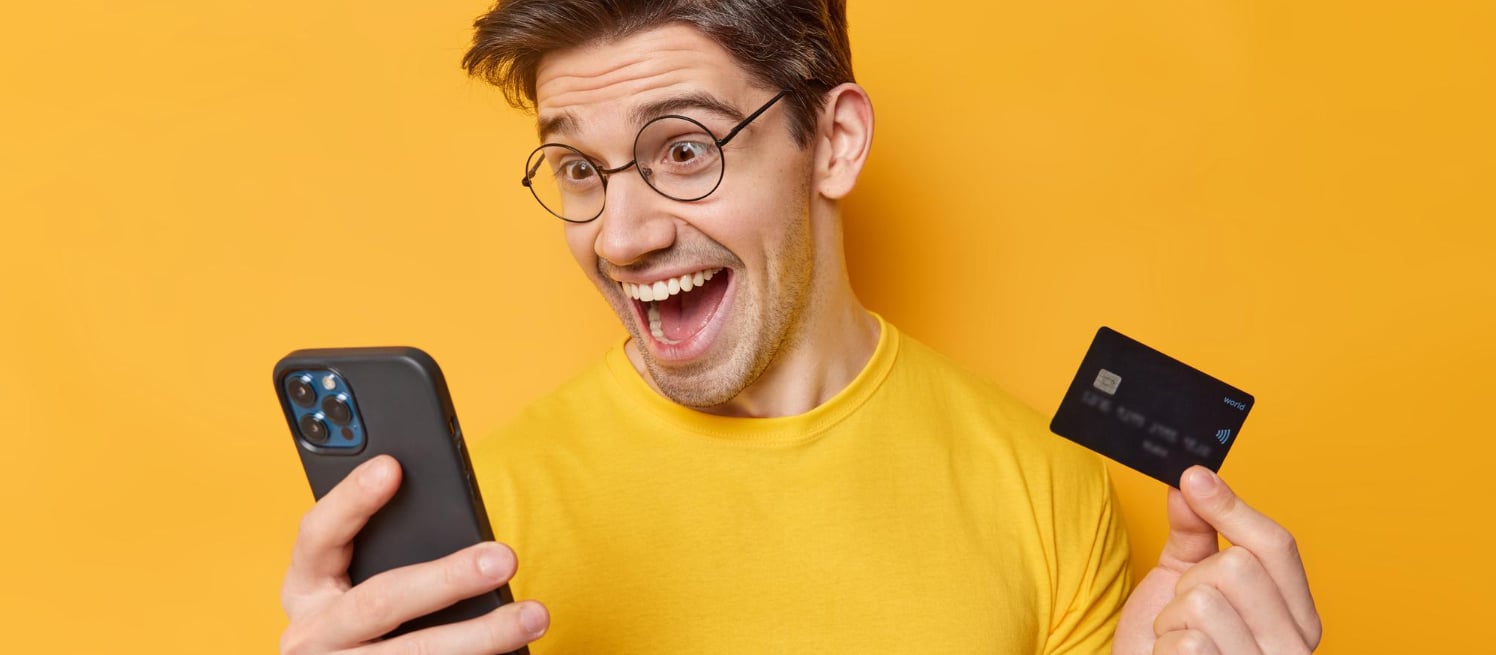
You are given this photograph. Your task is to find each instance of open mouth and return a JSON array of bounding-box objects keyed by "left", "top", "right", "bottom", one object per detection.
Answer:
[{"left": 619, "top": 267, "right": 731, "bottom": 356}]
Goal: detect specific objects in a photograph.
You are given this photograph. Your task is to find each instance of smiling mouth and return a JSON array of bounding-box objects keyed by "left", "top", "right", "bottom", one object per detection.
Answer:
[{"left": 618, "top": 268, "right": 730, "bottom": 346}]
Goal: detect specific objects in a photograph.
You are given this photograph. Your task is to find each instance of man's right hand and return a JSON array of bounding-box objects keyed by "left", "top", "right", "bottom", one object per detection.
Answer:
[{"left": 279, "top": 455, "right": 548, "bottom": 654}]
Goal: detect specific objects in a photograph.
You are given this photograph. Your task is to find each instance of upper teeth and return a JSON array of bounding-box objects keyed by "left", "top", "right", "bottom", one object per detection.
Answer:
[{"left": 621, "top": 268, "right": 719, "bottom": 302}]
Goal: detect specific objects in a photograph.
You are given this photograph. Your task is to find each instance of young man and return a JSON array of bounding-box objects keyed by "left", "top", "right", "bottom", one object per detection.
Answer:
[{"left": 279, "top": 2, "right": 1320, "bottom": 653}]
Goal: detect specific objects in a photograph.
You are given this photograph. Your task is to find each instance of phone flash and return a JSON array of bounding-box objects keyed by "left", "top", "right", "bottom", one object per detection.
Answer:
[{"left": 321, "top": 374, "right": 338, "bottom": 391}]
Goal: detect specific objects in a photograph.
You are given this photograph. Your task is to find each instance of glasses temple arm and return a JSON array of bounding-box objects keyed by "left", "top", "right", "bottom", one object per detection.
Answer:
[
  {"left": 522, "top": 158, "right": 544, "bottom": 187},
  {"left": 716, "top": 89, "right": 791, "bottom": 147}
]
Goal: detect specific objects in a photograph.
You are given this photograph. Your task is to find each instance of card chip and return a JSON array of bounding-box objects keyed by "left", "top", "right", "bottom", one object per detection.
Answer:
[{"left": 1093, "top": 369, "right": 1122, "bottom": 395}]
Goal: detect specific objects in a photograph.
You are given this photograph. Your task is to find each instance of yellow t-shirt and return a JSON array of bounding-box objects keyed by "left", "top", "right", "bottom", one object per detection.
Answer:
[{"left": 472, "top": 317, "right": 1132, "bottom": 654}]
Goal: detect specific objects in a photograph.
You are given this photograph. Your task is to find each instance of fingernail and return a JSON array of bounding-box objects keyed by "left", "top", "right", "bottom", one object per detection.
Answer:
[
  {"left": 519, "top": 602, "right": 548, "bottom": 637},
  {"left": 1183, "top": 467, "right": 1219, "bottom": 496},
  {"left": 477, "top": 545, "right": 508, "bottom": 578},
  {"left": 360, "top": 458, "right": 392, "bottom": 490}
]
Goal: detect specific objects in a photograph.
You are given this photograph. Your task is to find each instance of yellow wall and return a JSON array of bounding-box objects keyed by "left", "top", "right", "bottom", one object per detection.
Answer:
[{"left": 2, "top": 1, "right": 1490, "bottom": 651}]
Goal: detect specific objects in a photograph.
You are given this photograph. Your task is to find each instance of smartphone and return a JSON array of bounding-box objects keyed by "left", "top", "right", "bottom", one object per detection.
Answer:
[{"left": 273, "top": 347, "right": 523, "bottom": 649}]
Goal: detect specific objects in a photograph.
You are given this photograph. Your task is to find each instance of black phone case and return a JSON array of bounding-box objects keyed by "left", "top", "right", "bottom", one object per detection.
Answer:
[{"left": 273, "top": 347, "right": 523, "bottom": 649}]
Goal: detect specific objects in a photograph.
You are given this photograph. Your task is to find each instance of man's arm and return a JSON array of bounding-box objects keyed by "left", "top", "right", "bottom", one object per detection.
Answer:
[
  {"left": 1042, "top": 463, "right": 1135, "bottom": 654},
  {"left": 279, "top": 456, "right": 548, "bottom": 655},
  {"left": 1113, "top": 466, "right": 1322, "bottom": 655}
]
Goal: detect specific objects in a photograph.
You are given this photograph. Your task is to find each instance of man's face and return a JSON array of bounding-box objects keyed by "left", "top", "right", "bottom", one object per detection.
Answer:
[{"left": 534, "top": 25, "right": 818, "bottom": 408}]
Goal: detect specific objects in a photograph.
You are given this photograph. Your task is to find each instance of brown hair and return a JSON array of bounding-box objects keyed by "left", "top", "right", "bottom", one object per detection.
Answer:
[{"left": 462, "top": 0, "right": 854, "bottom": 146}]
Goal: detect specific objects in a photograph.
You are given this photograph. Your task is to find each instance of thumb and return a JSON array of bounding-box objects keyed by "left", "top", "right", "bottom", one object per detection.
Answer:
[{"left": 1157, "top": 468, "right": 1220, "bottom": 572}]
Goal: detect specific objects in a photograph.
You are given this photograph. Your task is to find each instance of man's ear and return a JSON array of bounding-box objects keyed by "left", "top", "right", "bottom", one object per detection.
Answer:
[{"left": 813, "top": 83, "right": 874, "bottom": 200}]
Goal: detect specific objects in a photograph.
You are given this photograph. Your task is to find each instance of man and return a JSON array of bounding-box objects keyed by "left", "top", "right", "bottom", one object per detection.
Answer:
[{"left": 279, "top": 1, "right": 1321, "bottom": 653}]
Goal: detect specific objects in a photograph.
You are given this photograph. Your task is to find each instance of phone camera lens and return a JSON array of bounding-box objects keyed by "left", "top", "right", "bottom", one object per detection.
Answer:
[
  {"left": 288, "top": 375, "right": 317, "bottom": 408},
  {"left": 322, "top": 394, "right": 354, "bottom": 426},
  {"left": 299, "top": 414, "right": 330, "bottom": 444}
]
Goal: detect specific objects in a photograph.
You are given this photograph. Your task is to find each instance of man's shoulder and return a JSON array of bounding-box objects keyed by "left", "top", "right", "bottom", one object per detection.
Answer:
[
  {"left": 884, "top": 330, "right": 1047, "bottom": 433},
  {"left": 886, "top": 328, "right": 1111, "bottom": 484},
  {"left": 889, "top": 332, "right": 1026, "bottom": 401}
]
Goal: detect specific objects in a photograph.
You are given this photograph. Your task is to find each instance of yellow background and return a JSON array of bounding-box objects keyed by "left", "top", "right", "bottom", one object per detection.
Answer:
[{"left": 2, "top": 1, "right": 1491, "bottom": 651}]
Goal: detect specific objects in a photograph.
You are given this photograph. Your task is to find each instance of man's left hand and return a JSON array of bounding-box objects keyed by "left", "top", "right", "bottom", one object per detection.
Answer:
[{"left": 1113, "top": 466, "right": 1322, "bottom": 654}]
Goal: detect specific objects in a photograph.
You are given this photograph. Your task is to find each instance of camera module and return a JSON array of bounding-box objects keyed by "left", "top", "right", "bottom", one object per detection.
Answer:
[
  {"left": 322, "top": 393, "right": 354, "bottom": 426},
  {"left": 299, "top": 413, "right": 330, "bottom": 444},
  {"left": 288, "top": 374, "right": 317, "bottom": 408}
]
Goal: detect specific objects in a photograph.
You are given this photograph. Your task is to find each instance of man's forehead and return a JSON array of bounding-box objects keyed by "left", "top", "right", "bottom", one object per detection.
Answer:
[
  {"left": 532, "top": 24, "right": 756, "bottom": 141},
  {"left": 537, "top": 90, "right": 748, "bottom": 142}
]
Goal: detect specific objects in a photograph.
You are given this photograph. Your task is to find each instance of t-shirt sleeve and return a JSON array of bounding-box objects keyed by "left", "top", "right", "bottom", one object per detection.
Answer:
[{"left": 1043, "top": 464, "right": 1134, "bottom": 654}]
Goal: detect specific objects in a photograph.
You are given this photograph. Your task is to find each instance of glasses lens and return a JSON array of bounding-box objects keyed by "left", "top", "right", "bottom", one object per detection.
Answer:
[
  {"left": 525, "top": 145, "right": 604, "bottom": 222},
  {"left": 634, "top": 117, "right": 724, "bottom": 202}
]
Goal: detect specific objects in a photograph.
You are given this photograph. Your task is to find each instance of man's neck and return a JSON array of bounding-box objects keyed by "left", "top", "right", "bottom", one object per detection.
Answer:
[{"left": 713, "top": 299, "right": 880, "bottom": 418}]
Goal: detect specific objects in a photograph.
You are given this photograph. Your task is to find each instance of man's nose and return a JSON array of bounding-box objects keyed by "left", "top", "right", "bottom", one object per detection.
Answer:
[{"left": 594, "top": 167, "right": 676, "bottom": 267}]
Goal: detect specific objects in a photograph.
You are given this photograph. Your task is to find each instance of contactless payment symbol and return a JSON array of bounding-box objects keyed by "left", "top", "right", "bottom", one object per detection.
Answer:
[
  {"left": 1215, "top": 429, "right": 1233, "bottom": 445},
  {"left": 1093, "top": 369, "right": 1122, "bottom": 395}
]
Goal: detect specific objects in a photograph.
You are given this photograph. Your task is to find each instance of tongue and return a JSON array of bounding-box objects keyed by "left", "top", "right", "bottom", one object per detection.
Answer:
[{"left": 653, "top": 272, "right": 729, "bottom": 342}]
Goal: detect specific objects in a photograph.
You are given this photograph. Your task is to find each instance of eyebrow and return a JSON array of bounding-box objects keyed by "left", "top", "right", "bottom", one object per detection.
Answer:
[
  {"left": 536, "top": 91, "right": 747, "bottom": 143},
  {"left": 536, "top": 112, "right": 577, "bottom": 142},
  {"left": 631, "top": 92, "right": 745, "bottom": 127}
]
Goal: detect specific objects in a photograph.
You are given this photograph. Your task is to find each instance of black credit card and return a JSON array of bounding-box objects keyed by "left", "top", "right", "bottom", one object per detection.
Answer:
[{"left": 1049, "top": 327, "right": 1254, "bottom": 487}]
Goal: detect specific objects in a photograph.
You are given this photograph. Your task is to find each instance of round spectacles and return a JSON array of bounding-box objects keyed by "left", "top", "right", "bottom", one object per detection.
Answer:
[{"left": 521, "top": 90, "right": 790, "bottom": 223}]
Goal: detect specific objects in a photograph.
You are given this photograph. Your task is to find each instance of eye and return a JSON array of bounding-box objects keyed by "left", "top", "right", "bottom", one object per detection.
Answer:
[
  {"left": 666, "top": 140, "right": 709, "bottom": 163},
  {"left": 558, "top": 159, "right": 597, "bottom": 181}
]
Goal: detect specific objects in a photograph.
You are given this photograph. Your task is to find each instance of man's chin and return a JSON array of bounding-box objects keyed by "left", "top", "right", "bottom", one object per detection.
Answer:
[
  {"left": 654, "top": 376, "right": 742, "bottom": 409},
  {"left": 631, "top": 339, "right": 736, "bottom": 407},
  {"left": 625, "top": 329, "right": 772, "bottom": 410}
]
